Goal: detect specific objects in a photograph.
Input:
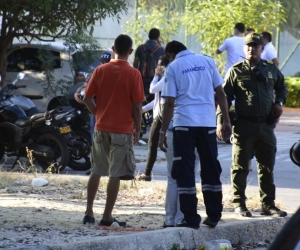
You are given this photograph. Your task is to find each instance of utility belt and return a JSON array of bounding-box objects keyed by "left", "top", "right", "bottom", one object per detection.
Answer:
[{"left": 237, "top": 113, "right": 268, "bottom": 123}]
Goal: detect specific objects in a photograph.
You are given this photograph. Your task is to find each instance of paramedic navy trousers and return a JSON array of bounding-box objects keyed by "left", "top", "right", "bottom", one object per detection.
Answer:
[{"left": 171, "top": 126, "right": 223, "bottom": 226}]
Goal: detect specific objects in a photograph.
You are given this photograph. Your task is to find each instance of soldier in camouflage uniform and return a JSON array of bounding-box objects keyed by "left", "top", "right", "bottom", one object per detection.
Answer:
[{"left": 216, "top": 33, "right": 288, "bottom": 217}]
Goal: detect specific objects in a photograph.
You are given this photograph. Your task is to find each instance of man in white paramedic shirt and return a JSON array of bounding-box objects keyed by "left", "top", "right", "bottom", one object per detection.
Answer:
[
  {"left": 261, "top": 31, "right": 279, "bottom": 66},
  {"left": 159, "top": 40, "right": 231, "bottom": 229},
  {"left": 216, "top": 23, "right": 245, "bottom": 75}
]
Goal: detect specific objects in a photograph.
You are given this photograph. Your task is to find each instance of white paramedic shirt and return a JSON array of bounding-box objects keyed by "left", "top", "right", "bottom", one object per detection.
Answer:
[{"left": 162, "top": 50, "right": 224, "bottom": 127}]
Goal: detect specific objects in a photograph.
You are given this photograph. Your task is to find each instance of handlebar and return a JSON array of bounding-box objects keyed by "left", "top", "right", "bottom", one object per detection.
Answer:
[
  {"left": 3, "top": 84, "right": 26, "bottom": 90},
  {"left": 44, "top": 107, "right": 77, "bottom": 120}
]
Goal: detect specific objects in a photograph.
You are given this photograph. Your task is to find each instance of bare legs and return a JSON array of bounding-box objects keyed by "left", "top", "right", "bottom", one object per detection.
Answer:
[
  {"left": 85, "top": 173, "right": 101, "bottom": 217},
  {"left": 85, "top": 174, "right": 120, "bottom": 222},
  {"left": 102, "top": 177, "right": 120, "bottom": 221}
]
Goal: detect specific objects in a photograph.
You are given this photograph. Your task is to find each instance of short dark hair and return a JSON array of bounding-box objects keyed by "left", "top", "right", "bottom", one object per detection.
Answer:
[
  {"left": 246, "top": 28, "right": 255, "bottom": 33},
  {"left": 235, "top": 23, "right": 245, "bottom": 33},
  {"left": 261, "top": 31, "right": 272, "bottom": 42},
  {"left": 165, "top": 40, "right": 187, "bottom": 56},
  {"left": 114, "top": 34, "right": 133, "bottom": 56},
  {"left": 148, "top": 28, "right": 160, "bottom": 40},
  {"left": 158, "top": 55, "right": 170, "bottom": 67}
]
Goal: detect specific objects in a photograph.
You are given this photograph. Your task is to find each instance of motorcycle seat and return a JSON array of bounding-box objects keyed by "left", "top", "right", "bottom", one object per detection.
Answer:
[
  {"left": 30, "top": 113, "right": 44, "bottom": 121},
  {"left": 15, "top": 116, "right": 31, "bottom": 127}
]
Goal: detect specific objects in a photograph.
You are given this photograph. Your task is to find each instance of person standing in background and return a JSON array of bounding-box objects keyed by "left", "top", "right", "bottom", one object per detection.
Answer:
[
  {"left": 74, "top": 52, "right": 112, "bottom": 141},
  {"left": 133, "top": 28, "right": 165, "bottom": 101},
  {"left": 139, "top": 55, "right": 170, "bottom": 181},
  {"left": 74, "top": 52, "right": 112, "bottom": 176},
  {"left": 261, "top": 31, "right": 279, "bottom": 66},
  {"left": 246, "top": 28, "right": 255, "bottom": 35},
  {"left": 216, "top": 23, "right": 246, "bottom": 75}
]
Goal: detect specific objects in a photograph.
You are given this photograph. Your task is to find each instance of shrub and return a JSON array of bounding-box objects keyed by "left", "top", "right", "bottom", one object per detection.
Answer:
[{"left": 285, "top": 77, "right": 300, "bottom": 108}]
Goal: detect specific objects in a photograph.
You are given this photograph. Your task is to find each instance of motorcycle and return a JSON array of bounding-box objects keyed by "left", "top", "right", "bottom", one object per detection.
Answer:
[
  {"left": 6, "top": 75, "right": 92, "bottom": 171},
  {"left": 0, "top": 73, "right": 71, "bottom": 173},
  {"left": 7, "top": 73, "right": 41, "bottom": 116}
]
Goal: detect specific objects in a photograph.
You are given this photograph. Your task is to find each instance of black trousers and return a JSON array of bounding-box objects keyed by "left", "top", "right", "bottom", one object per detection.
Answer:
[
  {"left": 144, "top": 117, "right": 162, "bottom": 176},
  {"left": 172, "top": 126, "right": 223, "bottom": 227}
]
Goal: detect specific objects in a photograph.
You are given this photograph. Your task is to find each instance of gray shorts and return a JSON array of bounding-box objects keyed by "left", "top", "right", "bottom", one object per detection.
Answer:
[{"left": 91, "top": 131, "right": 136, "bottom": 180}]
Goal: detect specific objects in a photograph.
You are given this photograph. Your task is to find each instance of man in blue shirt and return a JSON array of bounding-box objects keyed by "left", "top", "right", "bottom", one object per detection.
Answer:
[{"left": 159, "top": 40, "right": 231, "bottom": 229}]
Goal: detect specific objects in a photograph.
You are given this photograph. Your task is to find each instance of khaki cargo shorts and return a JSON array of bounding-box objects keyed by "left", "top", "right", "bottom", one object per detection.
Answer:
[{"left": 91, "top": 131, "right": 136, "bottom": 180}]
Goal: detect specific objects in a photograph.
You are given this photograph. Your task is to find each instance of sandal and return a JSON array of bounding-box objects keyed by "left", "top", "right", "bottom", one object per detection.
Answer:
[
  {"left": 99, "top": 218, "right": 126, "bottom": 227},
  {"left": 83, "top": 215, "right": 95, "bottom": 224}
]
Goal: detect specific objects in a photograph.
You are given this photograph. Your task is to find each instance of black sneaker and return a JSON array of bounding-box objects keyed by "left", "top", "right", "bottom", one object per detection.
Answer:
[
  {"left": 163, "top": 222, "right": 174, "bottom": 228},
  {"left": 235, "top": 206, "right": 252, "bottom": 217},
  {"left": 203, "top": 217, "right": 218, "bottom": 228},
  {"left": 260, "top": 205, "right": 287, "bottom": 217},
  {"left": 98, "top": 218, "right": 126, "bottom": 227},
  {"left": 175, "top": 219, "right": 199, "bottom": 229}
]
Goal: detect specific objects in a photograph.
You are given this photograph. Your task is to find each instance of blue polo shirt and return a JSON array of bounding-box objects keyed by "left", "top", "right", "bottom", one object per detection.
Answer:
[{"left": 162, "top": 50, "right": 223, "bottom": 127}]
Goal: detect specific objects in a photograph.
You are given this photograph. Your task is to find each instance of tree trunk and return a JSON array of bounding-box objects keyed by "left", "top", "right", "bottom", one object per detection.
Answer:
[{"left": 0, "top": 38, "right": 13, "bottom": 87}]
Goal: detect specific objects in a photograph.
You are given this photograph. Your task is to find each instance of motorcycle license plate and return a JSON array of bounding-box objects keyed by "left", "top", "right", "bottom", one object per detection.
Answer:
[{"left": 59, "top": 126, "right": 71, "bottom": 134}]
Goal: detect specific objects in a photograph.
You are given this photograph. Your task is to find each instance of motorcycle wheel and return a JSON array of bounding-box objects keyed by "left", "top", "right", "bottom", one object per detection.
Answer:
[
  {"left": 36, "top": 133, "right": 69, "bottom": 173},
  {"left": 68, "top": 130, "right": 91, "bottom": 171}
]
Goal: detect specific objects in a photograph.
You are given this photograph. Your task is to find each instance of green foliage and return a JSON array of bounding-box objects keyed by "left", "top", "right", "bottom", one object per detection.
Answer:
[
  {"left": 1, "top": 0, "right": 127, "bottom": 40},
  {"left": 281, "top": 0, "right": 300, "bottom": 39},
  {"left": 36, "top": 45, "right": 72, "bottom": 102},
  {"left": 123, "top": 3, "right": 181, "bottom": 49},
  {"left": 137, "top": 0, "right": 185, "bottom": 12},
  {"left": 182, "top": 0, "right": 286, "bottom": 74},
  {"left": 36, "top": 32, "right": 101, "bottom": 101},
  {"left": 285, "top": 77, "right": 300, "bottom": 108},
  {"left": 0, "top": 0, "right": 127, "bottom": 86},
  {"left": 63, "top": 31, "right": 102, "bottom": 75}
]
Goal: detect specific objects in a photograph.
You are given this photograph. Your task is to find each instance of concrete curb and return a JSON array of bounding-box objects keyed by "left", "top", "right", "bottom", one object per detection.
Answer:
[
  {"left": 11, "top": 216, "right": 289, "bottom": 250},
  {"left": 283, "top": 107, "right": 300, "bottom": 113}
]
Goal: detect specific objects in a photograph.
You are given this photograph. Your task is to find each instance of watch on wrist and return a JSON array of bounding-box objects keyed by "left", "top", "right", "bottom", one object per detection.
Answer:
[
  {"left": 159, "top": 130, "right": 166, "bottom": 135},
  {"left": 275, "top": 101, "right": 283, "bottom": 106}
]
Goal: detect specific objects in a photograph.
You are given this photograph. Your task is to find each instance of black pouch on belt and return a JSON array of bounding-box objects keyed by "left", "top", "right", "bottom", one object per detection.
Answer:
[{"left": 266, "top": 114, "right": 277, "bottom": 125}]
